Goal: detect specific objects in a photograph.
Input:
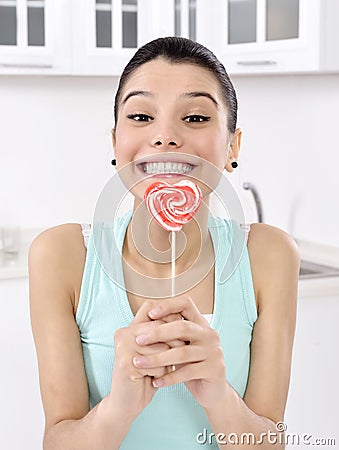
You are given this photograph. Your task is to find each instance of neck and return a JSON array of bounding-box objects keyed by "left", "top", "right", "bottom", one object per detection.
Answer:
[{"left": 124, "top": 197, "right": 211, "bottom": 278}]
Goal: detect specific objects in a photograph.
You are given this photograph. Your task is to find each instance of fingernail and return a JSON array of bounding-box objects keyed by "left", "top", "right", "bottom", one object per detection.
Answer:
[
  {"left": 133, "top": 356, "right": 148, "bottom": 367},
  {"left": 136, "top": 334, "right": 148, "bottom": 345},
  {"left": 149, "top": 307, "right": 162, "bottom": 318},
  {"left": 152, "top": 378, "right": 164, "bottom": 388}
]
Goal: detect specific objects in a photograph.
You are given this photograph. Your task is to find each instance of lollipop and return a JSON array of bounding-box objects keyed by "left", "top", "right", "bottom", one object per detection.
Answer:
[
  {"left": 144, "top": 180, "right": 202, "bottom": 231},
  {"left": 144, "top": 180, "right": 202, "bottom": 296}
]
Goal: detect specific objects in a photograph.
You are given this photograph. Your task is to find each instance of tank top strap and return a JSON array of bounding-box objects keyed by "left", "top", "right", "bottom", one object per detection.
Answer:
[
  {"left": 81, "top": 223, "right": 91, "bottom": 248},
  {"left": 240, "top": 223, "right": 251, "bottom": 244}
]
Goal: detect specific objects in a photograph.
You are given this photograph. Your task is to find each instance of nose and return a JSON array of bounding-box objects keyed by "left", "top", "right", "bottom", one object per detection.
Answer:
[
  {"left": 151, "top": 132, "right": 182, "bottom": 149},
  {"left": 153, "top": 139, "right": 178, "bottom": 147}
]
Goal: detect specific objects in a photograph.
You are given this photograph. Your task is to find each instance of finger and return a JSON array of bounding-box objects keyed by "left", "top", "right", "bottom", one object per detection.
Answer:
[
  {"left": 135, "top": 342, "right": 170, "bottom": 355},
  {"left": 152, "top": 361, "right": 207, "bottom": 388},
  {"left": 131, "top": 319, "right": 168, "bottom": 336},
  {"left": 131, "top": 300, "right": 163, "bottom": 324},
  {"left": 133, "top": 303, "right": 184, "bottom": 326},
  {"left": 161, "top": 313, "right": 186, "bottom": 323},
  {"left": 136, "top": 320, "right": 204, "bottom": 346},
  {"left": 131, "top": 343, "right": 172, "bottom": 379},
  {"left": 133, "top": 345, "right": 206, "bottom": 370},
  {"left": 147, "top": 296, "right": 208, "bottom": 326},
  {"left": 166, "top": 338, "right": 186, "bottom": 349},
  {"left": 156, "top": 313, "right": 186, "bottom": 348},
  {"left": 132, "top": 320, "right": 185, "bottom": 348},
  {"left": 132, "top": 365, "right": 169, "bottom": 379}
]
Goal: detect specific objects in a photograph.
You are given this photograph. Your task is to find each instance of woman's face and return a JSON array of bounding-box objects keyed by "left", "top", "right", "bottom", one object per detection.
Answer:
[{"left": 113, "top": 58, "right": 237, "bottom": 197}]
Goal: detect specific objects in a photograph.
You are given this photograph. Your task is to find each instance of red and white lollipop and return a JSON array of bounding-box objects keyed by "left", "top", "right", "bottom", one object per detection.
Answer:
[
  {"left": 144, "top": 180, "right": 202, "bottom": 232},
  {"left": 144, "top": 180, "right": 202, "bottom": 296}
]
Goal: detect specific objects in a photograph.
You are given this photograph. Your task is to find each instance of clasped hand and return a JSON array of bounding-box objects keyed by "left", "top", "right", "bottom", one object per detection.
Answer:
[{"left": 129, "top": 296, "right": 227, "bottom": 409}]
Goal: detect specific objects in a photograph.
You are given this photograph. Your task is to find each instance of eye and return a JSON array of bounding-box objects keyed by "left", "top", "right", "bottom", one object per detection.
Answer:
[
  {"left": 127, "top": 113, "right": 153, "bottom": 122},
  {"left": 184, "top": 115, "right": 211, "bottom": 123}
]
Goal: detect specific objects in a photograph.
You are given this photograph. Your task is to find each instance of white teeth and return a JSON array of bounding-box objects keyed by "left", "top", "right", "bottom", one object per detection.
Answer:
[{"left": 141, "top": 162, "right": 193, "bottom": 174}]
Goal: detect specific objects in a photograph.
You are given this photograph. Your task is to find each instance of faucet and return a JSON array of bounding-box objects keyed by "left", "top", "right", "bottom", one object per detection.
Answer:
[{"left": 243, "top": 182, "right": 264, "bottom": 223}]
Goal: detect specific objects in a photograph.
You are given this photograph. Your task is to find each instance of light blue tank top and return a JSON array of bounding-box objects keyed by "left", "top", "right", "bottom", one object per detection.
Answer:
[{"left": 76, "top": 212, "right": 258, "bottom": 449}]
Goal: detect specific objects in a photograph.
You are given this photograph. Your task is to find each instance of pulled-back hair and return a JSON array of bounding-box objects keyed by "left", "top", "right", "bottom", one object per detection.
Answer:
[{"left": 114, "top": 36, "right": 238, "bottom": 133}]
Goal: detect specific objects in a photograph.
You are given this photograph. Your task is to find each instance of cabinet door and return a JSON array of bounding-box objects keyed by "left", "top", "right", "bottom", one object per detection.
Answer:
[
  {"left": 0, "top": 0, "right": 71, "bottom": 74},
  {"left": 226, "top": 0, "right": 300, "bottom": 45},
  {"left": 265, "top": 0, "right": 299, "bottom": 42},
  {"left": 73, "top": 0, "right": 165, "bottom": 75},
  {"left": 149, "top": 0, "right": 198, "bottom": 43},
  {"left": 160, "top": 0, "right": 227, "bottom": 51},
  {"left": 72, "top": 0, "right": 230, "bottom": 75},
  {"left": 172, "top": 0, "right": 196, "bottom": 41},
  {"left": 221, "top": 0, "right": 322, "bottom": 74},
  {"left": 0, "top": 279, "right": 44, "bottom": 450},
  {"left": 285, "top": 295, "right": 339, "bottom": 447}
]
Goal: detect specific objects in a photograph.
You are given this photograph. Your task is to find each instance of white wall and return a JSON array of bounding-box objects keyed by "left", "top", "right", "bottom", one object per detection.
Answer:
[
  {"left": 0, "top": 73, "right": 338, "bottom": 246},
  {"left": 234, "top": 74, "right": 339, "bottom": 247}
]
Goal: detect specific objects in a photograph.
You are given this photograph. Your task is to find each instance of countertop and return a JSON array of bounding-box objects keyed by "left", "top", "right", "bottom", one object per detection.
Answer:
[
  {"left": 0, "top": 228, "right": 37, "bottom": 279},
  {"left": 1, "top": 228, "right": 338, "bottom": 298},
  {"left": 296, "top": 237, "right": 339, "bottom": 298}
]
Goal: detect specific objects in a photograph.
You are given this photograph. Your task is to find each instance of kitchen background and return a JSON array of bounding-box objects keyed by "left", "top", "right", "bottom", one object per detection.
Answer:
[
  {"left": 0, "top": 1, "right": 338, "bottom": 449},
  {"left": 1, "top": 73, "right": 339, "bottom": 244}
]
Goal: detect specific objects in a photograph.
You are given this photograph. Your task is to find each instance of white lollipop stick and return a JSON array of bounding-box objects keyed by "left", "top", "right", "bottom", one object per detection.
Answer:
[
  {"left": 144, "top": 180, "right": 202, "bottom": 299},
  {"left": 171, "top": 230, "right": 176, "bottom": 297}
]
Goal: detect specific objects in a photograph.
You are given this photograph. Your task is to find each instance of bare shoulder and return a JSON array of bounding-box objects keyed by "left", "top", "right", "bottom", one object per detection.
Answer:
[
  {"left": 29, "top": 223, "right": 86, "bottom": 312},
  {"left": 247, "top": 222, "right": 300, "bottom": 261},
  {"left": 29, "top": 224, "right": 90, "bottom": 432},
  {"left": 243, "top": 223, "right": 300, "bottom": 422},
  {"left": 29, "top": 223, "right": 86, "bottom": 256},
  {"left": 246, "top": 223, "right": 300, "bottom": 310}
]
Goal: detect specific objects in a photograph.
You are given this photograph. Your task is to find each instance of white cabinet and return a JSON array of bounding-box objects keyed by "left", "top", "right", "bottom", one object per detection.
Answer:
[
  {"left": 72, "top": 0, "right": 201, "bottom": 75},
  {"left": 73, "top": 0, "right": 148, "bottom": 75},
  {"left": 1, "top": 0, "right": 339, "bottom": 76},
  {"left": 214, "top": 0, "right": 339, "bottom": 74},
  {"left": 284, "top": 294, "right": 339, "bottom": 448},
  {"left": 0, "top": 278, "right": 44, "bottom": 450},
  {"left": 0, "top": 0, "right": 71, "bottom": 75}
]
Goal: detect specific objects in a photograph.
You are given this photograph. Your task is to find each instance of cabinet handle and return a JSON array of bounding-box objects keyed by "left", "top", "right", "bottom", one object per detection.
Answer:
[
  {"left": 237, "top": 60, "right": 277, "bottom": 66},
  {"left": 0, "top": 63, "right": 53, "bottom": 69}
]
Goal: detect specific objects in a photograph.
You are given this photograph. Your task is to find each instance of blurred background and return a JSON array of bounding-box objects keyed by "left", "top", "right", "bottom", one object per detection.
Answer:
[{"left": 0, "top": 1, "right": 338, "bottom": 449}]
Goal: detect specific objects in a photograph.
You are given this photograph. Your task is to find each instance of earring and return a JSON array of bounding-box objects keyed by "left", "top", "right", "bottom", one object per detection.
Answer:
[
  {"left": 111, "top": 159, "right": 117, "bottom": 166},
  {"left": 231, "top": 161, "right": 238, "bottom": 169}
]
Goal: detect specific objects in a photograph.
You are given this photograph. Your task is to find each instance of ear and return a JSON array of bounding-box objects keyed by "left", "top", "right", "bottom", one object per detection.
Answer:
[
  {"left": 225, "top": 128, "right": 242, "bottom": 172},
  {"left": 111, "top": 128, "right": 116, "bottom": 148}
]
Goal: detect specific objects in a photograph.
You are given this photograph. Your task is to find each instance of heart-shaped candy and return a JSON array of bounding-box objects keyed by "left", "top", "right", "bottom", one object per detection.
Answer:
[{"left": 144, "top": 180, "right": 202, "bottom": 231}]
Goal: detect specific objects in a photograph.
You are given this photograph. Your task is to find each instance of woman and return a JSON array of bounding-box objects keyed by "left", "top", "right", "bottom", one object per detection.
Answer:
[{"left": 29, "top": 37, "right": 300, "bottom": 449}]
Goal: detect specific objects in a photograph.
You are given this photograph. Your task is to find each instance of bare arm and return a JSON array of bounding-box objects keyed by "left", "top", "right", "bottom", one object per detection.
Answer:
[
  {"left": 42, "top": 399, "right": 132, "bottom": 450},
  {"left": 29, "top": 225, "right": 134, "bottom": 450},
  {"left": 204, "top": 224, "right": 300, "bottom": 448}
]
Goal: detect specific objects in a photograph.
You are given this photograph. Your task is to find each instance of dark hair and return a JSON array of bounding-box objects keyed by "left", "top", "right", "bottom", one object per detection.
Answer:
[{"left": 114, "top": 37, "right": 238, "bottom": 133}]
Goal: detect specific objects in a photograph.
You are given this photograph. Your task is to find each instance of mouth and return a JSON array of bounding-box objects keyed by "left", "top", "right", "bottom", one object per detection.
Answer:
[{"left": 138, "top": 161, "right": 195, "bottom": 176}]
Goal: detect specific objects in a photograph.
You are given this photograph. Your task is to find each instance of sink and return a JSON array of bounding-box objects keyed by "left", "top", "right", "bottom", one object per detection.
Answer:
[
  {"left": 239, "top": 185, "right": 339, "bottom": 281},
  {"left": 299, "top": 260, "right": 339, "bottom": 280}
]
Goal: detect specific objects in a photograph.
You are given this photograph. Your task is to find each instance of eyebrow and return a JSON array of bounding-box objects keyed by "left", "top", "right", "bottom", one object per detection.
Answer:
[
  {"left": 121, "top": 90, "right": 153, "bottom": 104},
  {"left": 121, "top": 89, "right": 219, "bottom": 107},
  {"left": 182, "top": 91, "right": 219, "bottom": 107}
]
